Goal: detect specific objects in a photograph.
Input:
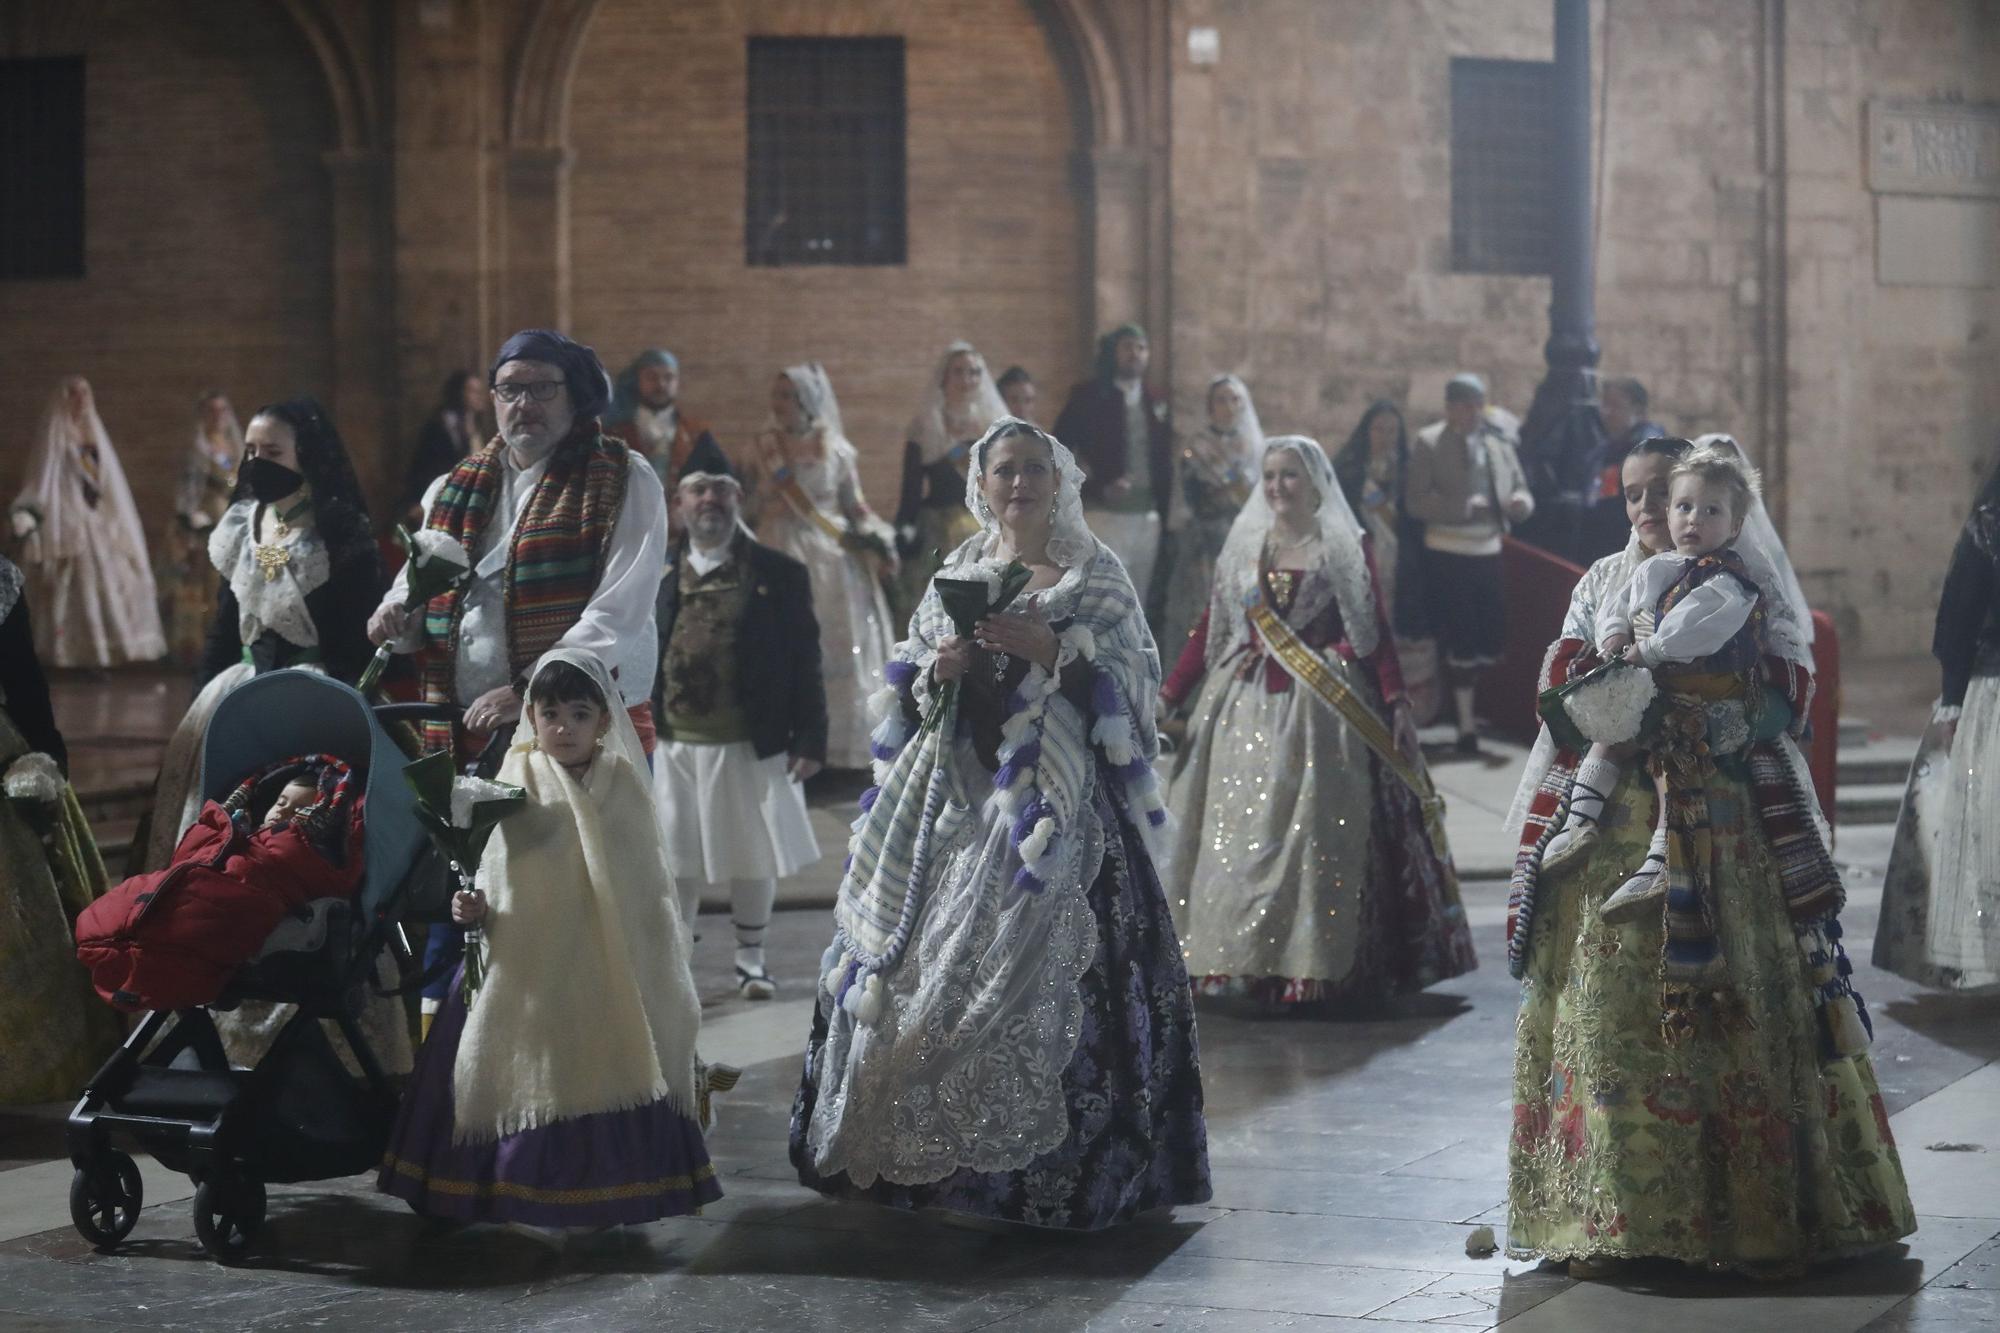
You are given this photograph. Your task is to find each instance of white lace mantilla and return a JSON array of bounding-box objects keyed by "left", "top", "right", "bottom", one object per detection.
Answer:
[
  {"left": 805, "top": 759, "right": 1106, "bottom": 1188},
  {"left": 208, "top": 501, "right": 327, "bottom": 650}
]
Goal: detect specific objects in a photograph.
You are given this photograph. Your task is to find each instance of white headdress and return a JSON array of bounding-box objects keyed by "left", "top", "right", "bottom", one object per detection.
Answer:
[
  {"left": 1198, "top": 373, "right": 1267, "bottom": 479},
  {"left": 958, "top": 417, "right": 1098, "bottom": 570},
  {"left": 775, "top": 362, "right": 847, "bottom": 443},
  {"left": 12, "top": 377, "right": 151, "bottom": 567},
  {"left": 1205, "top": 434, "right": 1379, "bottom": 670},
  {"left": 1692, "top": 432, "right": 1814, "bottom": 670},
  {"left": 907, "top": 341, "right": 1007, "bottom": 464},
  {"left": 452, "top": 646, "right": 700, "bottom": 1143}
]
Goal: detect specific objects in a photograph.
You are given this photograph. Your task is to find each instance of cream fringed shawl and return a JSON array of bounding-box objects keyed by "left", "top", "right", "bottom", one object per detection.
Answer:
[{"left": 451, "top": 727, "right": 700, "bottom": 1143}]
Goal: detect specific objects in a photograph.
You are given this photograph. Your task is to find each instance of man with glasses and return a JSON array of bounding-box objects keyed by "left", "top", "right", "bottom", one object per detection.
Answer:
[{"left": 369, "top": 328, "right": 668, "bottom": 759}]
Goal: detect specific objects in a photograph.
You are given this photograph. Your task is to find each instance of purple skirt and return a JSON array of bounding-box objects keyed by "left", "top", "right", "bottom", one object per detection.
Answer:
[{"left": 377, "top": 969, "right": 721, "bottom": 1226}]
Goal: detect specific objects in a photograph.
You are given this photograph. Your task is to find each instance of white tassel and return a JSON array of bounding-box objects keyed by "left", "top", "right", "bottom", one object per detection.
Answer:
[
  {"left": 1064, "top": 624, "right": 1097, "bottom": 662},
  {"left": 1021, "top": 815, "right": 1056, "bottom": 865},
  {"left": 1092, "top": 714, "right": 1135, "bottom": 767},
  {"left": 852, "top": 974, "right": 885, "bottom": 1026},
  {"left": 866, "top": 683, "right": 900, "bottom": 725}
]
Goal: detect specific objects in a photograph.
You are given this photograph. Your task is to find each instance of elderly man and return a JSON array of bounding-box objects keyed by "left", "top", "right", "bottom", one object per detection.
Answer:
[
  {"left": 1406, "top": 373, "right": 1534, "bottom": 755},
  {"left": 652, "top": 438, "right": 824, "bottom": 1000},
  {"left": 1053, "top": 323, "right": 1172, "bottom": 622},
  {"left": 369, "top": 328, "right": 668, "bottom": 756},
  {"left": 604, "top": 348, "right": 722, "bottom": 488}
]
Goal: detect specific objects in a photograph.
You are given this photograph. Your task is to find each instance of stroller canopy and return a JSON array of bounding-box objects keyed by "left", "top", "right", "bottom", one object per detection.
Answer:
[{"left": 197, "top": 671, "right": 424, "bottom": 922}]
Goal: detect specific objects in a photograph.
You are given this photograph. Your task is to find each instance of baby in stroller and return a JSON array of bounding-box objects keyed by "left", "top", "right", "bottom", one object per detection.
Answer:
[{"left": 75, "top": 756, "right": 366, "bottom": 1014}]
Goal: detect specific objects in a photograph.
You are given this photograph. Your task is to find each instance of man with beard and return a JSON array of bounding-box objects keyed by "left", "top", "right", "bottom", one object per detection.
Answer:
[
  {"left": 368, "top": 328, "right": 669, "bottom": 757},
  {"left": 604, "top": 348, "right": 722, "bottom": 488},
  {"left": 651, "top": 437, "right": 824, "bottom": 1000}
]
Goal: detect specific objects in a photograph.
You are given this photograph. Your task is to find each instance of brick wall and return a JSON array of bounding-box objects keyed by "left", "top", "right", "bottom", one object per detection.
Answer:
[
  {"left": 566, "top": 0, "right": 1090, "bottom": 509},
  {"left": 1, "top": 1, "right": 335, "bottom": 558}
]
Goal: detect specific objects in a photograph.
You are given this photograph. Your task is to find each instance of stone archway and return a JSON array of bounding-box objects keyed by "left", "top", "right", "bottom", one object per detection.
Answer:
[{"left": 498, "top": 0, "right": 1165, "bottom": 350}]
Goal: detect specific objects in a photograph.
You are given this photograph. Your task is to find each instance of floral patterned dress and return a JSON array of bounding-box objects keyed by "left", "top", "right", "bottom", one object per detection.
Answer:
[{"left": 1506, "top": 556, "right": 1916, "bottom": 1271}]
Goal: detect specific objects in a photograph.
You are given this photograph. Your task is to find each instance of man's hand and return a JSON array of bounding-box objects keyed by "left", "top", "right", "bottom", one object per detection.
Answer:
[
  {"left": 368, "top": 603, "right": 411, "bottom": 646},
  {"left": 1106, "top": 476, "right": 1134, "bottom": 502},
  {"left": 1466, "top": 494, "right": 1494, "bottom": 519},
  {"left": 464, "top": 684, "right": 523, "bottom": 734},
  {"left": 1505, "top": 494, "right": 1533, "bottom": 522},
  {"left": 9, "top": 509, "right": 37, "bottom": 540},
  {"left": 788, "top": 754, "right": 823, "bottom": 783}
]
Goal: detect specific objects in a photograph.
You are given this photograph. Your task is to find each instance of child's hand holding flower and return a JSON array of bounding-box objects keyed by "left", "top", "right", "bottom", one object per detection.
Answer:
[{"left": 451, "top": 888, "right": 487, "bottom": 925}]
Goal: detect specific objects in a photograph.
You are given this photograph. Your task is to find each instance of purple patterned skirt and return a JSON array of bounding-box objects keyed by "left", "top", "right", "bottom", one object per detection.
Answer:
[
  {"left": 789, "top": 793, "right": 1213, "bottom": 1229},
  {"left": 377, "top": 969, "right": 721, "bottom": 1226}
]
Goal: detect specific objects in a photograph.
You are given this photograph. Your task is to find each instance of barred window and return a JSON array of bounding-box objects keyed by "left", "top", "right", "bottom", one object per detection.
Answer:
[
  {"left": 0, "top": 56, "right": 86, "bottom": 279},
  {"left": 1449, "top": 57, "right": 1554, "bottom": 276},
  {"left": 746, "top": 36, "right": 906, "bottom": 267}
]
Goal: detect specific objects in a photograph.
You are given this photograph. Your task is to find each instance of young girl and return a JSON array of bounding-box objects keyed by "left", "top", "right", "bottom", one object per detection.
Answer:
[
  {"left": 378, "top": 648, "right": 719, "bottom": 1226},
  {"left": 1542, "top": 444, "right": 1767, "bottom": 922}
]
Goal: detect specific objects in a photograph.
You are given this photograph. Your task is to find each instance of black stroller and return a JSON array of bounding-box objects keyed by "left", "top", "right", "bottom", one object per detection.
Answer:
[{"left": 67, "top": 671, "right": 449, "bottom": 1262}]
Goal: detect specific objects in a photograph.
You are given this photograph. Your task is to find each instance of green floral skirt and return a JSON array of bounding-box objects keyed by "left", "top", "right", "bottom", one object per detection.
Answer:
[{"left": 1508, "top": 766, "right": 1916, "bottom": 1269}]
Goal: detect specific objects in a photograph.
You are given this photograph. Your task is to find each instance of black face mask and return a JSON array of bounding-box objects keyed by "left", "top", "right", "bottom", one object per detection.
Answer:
[{"left": 242, "top": 456, "right": 306, "bottom": 504}]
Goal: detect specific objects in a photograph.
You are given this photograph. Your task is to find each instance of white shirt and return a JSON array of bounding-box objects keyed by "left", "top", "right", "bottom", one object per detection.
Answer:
[
  {"left": 1598, "top": 550, "right": 1757, "bottom": 668},
  {"left": 685, "top": 536, "right": 733, "bottom": 578},
  {"left": 635, "top": 403, "right": 678, "bottom": 452},
  {"left": 382, "top": 444, "right": 668, "bottom": 706}
]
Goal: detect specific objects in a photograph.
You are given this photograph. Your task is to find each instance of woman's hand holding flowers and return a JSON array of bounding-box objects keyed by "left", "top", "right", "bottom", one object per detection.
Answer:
[{"left": 975, "top": 609, "right": 1057, "bottom": 671}]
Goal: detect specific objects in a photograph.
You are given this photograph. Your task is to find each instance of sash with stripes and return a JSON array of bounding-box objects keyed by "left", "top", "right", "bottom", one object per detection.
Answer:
[{"left": 1245, "top": 594, "right": 1457, "bottom": 888}]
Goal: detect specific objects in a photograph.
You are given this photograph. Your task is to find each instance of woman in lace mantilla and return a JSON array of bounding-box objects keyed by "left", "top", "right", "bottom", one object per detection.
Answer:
[
  {"left": 790, "top": 417, "right": 1211, "bottom": 1229},
  {"left": 743, "top": 363, "right": 900, "bottom": 770},
  {"left": 1162, "top": 434, "right": 1473, "bottom": 1009}
]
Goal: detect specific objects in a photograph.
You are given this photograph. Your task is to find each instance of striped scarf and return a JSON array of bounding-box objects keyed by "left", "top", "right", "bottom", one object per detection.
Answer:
[{"left": 417, "top": 423, "right": 630, "bottom": 752}]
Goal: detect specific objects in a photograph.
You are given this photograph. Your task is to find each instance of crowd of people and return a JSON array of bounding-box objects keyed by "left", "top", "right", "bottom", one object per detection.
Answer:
[{"left": 3, "top": 318, "right": 1996, "bottom": 1278}]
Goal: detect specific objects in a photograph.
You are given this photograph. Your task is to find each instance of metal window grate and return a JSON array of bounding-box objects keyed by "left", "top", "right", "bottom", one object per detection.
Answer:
[
  {"left": 745, "top": 36, "right": 906, "bottom": 267},
  {"left": 1449, "top": 57, "right": 1554, "bottom": 276},
  {"left": 0, "top": 56, "right": 85, "bottom": 280}
]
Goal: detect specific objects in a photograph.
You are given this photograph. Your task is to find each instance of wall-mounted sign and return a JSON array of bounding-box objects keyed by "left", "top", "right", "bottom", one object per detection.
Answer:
[{"left": 1868, "top": 100, "right": 2000, "bottom": 199}]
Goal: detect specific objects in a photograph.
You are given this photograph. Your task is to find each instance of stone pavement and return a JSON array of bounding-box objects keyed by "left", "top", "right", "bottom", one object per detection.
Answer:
[{"left": 3, "top": 797, "right": 1997, "bottom": 1330}]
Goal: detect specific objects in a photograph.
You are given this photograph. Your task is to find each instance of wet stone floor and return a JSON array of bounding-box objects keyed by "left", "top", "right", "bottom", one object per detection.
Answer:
[{"left": 4, "top": 824, "right": 2000, "bottom": 1330}]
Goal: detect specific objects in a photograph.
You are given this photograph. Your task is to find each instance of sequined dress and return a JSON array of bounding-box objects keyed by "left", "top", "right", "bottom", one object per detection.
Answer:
[{"left": 1162, "top": 564, "right": 1474, "bottom": 1004}]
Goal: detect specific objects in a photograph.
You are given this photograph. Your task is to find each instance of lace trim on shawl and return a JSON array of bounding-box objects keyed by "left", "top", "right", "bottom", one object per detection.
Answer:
[{"left": 208, "top": 501, "right": 329, "bottom": 650}]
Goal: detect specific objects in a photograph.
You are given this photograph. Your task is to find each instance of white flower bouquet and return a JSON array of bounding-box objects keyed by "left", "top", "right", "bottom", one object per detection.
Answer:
[
  {"left": 404, "top": 750, "right": 527, "bottom": 1002},
  {"left": 356, "top": 526, "right": 473, "bottom": 696}
]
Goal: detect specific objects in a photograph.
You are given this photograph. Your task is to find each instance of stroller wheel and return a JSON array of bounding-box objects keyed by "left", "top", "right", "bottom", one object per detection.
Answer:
[
  {"left": 69, "top": 1151, "right": 144, "bottom": 1249},
  {"left": 192, "top": 1177, "right": 266, "bottom": 1262}
]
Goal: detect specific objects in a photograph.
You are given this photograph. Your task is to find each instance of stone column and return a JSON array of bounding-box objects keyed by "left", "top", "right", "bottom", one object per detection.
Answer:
[
  {"left": 1517, "top": 0, "right": 1606, "bottom": 562},
  {"left": 1084, "top": 145, "right": 1152, "bottom": 346},
  {"left": 498, "top": 145, "right": 574, "bottom": 334},
  {"left": 390, "top": 0, "right": 493, "bottom": 447},
  {"left": 323, "top": 147, "right": 396, "bottom": 508}
]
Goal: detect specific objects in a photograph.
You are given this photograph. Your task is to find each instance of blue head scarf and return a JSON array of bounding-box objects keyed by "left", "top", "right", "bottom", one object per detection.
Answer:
[
  {"left": 489, "top": 329, "right": 612, "bottom": 421},
  {"left": 606, "top": 348, "right": 678, "bottom": 427}
]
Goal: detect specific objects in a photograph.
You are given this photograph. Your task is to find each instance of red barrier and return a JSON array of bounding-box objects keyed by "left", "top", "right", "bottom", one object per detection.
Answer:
[
  {"left": 1807, "top": 610, "right": 1839, "bottom": 832},
  {"left": 1476, "top": 537, "right": 1586, "bottom": 745},
  {"left": 1476, "top": 538, "right": 1839, "bottom": 826}
]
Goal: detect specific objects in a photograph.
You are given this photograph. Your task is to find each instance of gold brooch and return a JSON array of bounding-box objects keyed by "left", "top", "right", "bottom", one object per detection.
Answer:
[{"left": 253, "top": 543, "right": 290, "bottom": 582}]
